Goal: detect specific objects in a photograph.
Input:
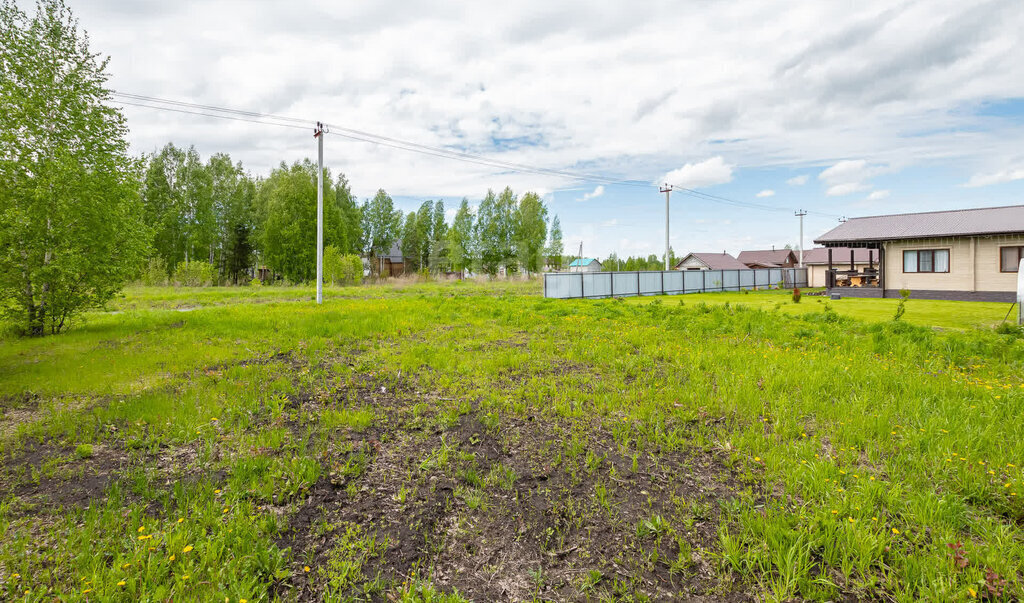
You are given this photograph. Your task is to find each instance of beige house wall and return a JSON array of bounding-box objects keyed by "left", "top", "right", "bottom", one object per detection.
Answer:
[{"left": 882, "top": 235, "right": 1024, "bottom": 292}]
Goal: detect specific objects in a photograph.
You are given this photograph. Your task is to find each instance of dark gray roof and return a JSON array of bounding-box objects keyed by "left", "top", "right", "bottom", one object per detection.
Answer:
[
  {"left": 815, "top": 205, "right": 1024, "bottom": 244},
  {"left": 385, "top": 241, "right": 404, "bottom": 262},
  {"left": 801, "top": 247, "right": 878, "bottom": 265},
  {"left": 676, "top": 252, "right": 749, "bottom": 270}
]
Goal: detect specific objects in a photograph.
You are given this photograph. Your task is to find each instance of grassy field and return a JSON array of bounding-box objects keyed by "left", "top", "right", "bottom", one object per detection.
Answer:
[{"left": 1, "top": 281, "right": 1022, "bottom": 601}]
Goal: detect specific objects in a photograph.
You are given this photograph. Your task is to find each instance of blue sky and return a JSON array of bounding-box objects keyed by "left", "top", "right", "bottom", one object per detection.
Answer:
[{"left": 63, "top": 0, "right": 1024, "bottom": 259}]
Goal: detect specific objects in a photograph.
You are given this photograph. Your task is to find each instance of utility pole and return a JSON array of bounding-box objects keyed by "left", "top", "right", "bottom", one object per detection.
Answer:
[
  {"left": 314, "top": 121, "right": 326, "bottom": 304},
  {"left": 660, "top": 184, "right": 673, "bottom": 271},
  {"left": 795, "top": 209, "right": 807, "bottom": 267}
]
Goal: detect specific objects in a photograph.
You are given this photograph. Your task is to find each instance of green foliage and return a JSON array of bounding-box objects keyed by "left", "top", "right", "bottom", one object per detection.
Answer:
[
  {"left": 447, "top": 198, "right": 476, "bottom": 273},
  {"left": 894, "top": 289, "right": 911, "bottom": 321},
  {"left": 361, "top": 189, "right": 401, "bottom": 268},
  {"left": 74, "top": 443, "right": 93, "bottom": 459},
  {"left": 141, "top": 257, "right": 169, "bottom": 286},
  {"left": 173, "top": 261, "right": 215, "bottom": 287},
  {"left": 514, "top": 191, "right": 548, "bottom": 274},
  {"left": 0, "top": 0, "right": 150, "bottom": 335},
  {"left": 546, "top": 215, "right": 564, "bottom": 270},
  {"left": 323, "top": 246, "right": 363, "bottom": 286}
]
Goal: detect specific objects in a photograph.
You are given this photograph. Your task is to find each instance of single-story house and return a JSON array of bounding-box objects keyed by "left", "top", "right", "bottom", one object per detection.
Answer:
[
  {"left": 814, "top": 205, "right": 1024, "bottom": 301},
  {"left": 568, "top": 258, "right": 602, "bottom": 272},
  {"left": 737, "top": 249, "right": 798, "bottom": 269},
  {"left": 674, "top": 252, "right": 749, "bottom": 271},
  {"left": 802, "top": 247, "right": 879, "bottom": 288}
]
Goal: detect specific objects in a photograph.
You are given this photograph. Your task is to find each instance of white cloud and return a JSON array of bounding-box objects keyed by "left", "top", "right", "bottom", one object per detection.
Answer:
[
  {"left": 579, "top": 185, "right": 605, "bottom": 201},
  {"left": 819, "top": 159, "right": 883, "bottom": 196},
  {"left": 786, "top": 175, "right": 809, "bottom": 186},
  {"left": 865, "top": 189, "right": 890, "bottom": 200},
  {"left": 661, "top": 156, "right": 733, "bottom": 188},
  {"left": 601, "top": 218, "right": 618, "bottom": 227},
  {"left": 964, "top": 168, "right": 1024, "bottom": 187},
  {"left": 755, "top": 189, "right": 775, "bottom": 197},
  {"left": 58, "top": 0, "right": 1024, "bottom": 204}
]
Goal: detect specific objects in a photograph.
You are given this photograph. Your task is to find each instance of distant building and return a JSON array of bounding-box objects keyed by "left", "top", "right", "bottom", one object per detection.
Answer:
[
  {"left": 737, "top": 249, "right": 798, "bottom": 269},
  {"left": 366, "top": 241, "right": 406, "bottom": 277},
  {"left": 568, "top": 258, "right": 602, "bottom": 272},
  {"left": 674, "top": 252, "right": 749, "bottom": 270},
  {"left": 814, "top": 205, "right": 1024, "bottom": 301}
]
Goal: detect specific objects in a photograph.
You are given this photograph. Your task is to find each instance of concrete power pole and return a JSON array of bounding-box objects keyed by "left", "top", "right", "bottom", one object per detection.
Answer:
[
  {"left": 795, "top": 209, "right": 807, "bottom": 267},
  {"left": 314, "top": 122, "right": 326, "bottom": 304},
  {"left": 660, "top": 185, "right": 673, "bottom": 271}
]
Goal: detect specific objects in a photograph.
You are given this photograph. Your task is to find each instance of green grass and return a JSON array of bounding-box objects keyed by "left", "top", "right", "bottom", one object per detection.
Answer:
[
  {"left": 0, "top": 280, "right": 1022, "bottom": 601},
  {"left": 627, "top": 288, "right": 1015, "bottom": 330}
]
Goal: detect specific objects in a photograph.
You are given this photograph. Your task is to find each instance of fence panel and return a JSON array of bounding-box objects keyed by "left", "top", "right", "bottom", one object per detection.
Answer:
[
  {"left": 611, "top": 272, "right": 639, "bottom": 297},
  {"left": 664, "top": 270, "right": 684, "bottom": 294},
  {"left": 639, "top": 272, "right": 663, "bottom": 296},
  {"left": 544, "top": 268, "right": 807, "bottom": 299},
  {"left": 583, "top": 272, "right": 612, "bottom": 298}
]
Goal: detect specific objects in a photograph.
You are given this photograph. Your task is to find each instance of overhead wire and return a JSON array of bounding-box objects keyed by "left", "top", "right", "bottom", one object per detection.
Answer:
[{"left": 109, "top": 90, "right": 844, "bottom": 220}]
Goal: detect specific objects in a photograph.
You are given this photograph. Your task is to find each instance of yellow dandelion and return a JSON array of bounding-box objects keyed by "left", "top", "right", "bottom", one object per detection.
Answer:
[
  {"left": 117, "top": 581, "right": 126, "bottom": 587},
  {"left": 831, "top": 510, "right": 838, "bottom": 514},
  {"left": 303, "top": 566, "right": 311, "bottom": 572},
  {"left": 178, "top": 518, "right": 184, "bottom": 523},
  {"left": 83, "top": 589, "right": 92, "bottom": 594},
  {"left": 183, "top": 545, "right": 194, "bottom": 553},
  {"left": 122, "top": 563, "right": 130, "bottom": 569},
  {"left": 892, "top": 528, "right": 900, "bottom": 534},
  {"left": 169, "top": 554, "right": 176, "bottom": 562},
  {"left": 182, "top": 575, "right": 190, "bottom": 581},
  {"left": 968, "top": 587, "right": 977, "bottom": 598},
  {"left": 137, "top": 526, "right": 146, "bottom": 533},
  {"left": 754, "top": 457, "right": 761, "bottom": 462},
  {"left": 848, "top": 517, "right": 855, "bottom": 523}
]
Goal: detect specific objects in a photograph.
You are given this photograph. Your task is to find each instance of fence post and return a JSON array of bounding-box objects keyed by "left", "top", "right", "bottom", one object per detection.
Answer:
[
  {"left": 580, "top": 272, "right": 585, "bottom": 299},
  {"left": 636, "top": 271, "right": 640, "bottom": 297}
]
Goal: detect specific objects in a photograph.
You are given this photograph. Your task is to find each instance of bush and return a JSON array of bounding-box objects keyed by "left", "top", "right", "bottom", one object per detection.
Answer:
[
  {"left": 893, "top": 289, "right": 911, "bottom": 322},
  {"left": 323, "top": 246, "right": 363, "bottom": 286},
  {"left": 173, "top": 261, "right": 215, "bottom": 287},
  {"left": 248, "top": 277, "right": 262, "bottom": 288},
  {"left": 140, "top": 257, "right": 168, "bottom": 286}
]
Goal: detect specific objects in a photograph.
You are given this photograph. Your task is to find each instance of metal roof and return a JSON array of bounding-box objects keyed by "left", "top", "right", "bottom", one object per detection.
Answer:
[
  {"left": 676, "top": 252, "right": 749, "bottom": 270},
  {"left": 737, "top": 249, "right": 796, "bottom": 267},
  {"left": 569, "top": 258, "right": 599, "bottom": 267},
  {"left": 815, "top": 205, "right": 1024, "bottom": 244}
]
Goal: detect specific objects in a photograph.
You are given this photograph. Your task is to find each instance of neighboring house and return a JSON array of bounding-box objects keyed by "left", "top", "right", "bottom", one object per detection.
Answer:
[
  {"left": 674, "top": 252, "right": 749, "bottom": 270},
  {"left": 367, "top": 241, "right": 405, "bottom": 277},
  {"left": 802, "top": 247, "right": 879, "bottom": 288},
  {"left": 814, "top": 205, "right": 1024, "bottom": 301},
  {"left": 737, "top": 248, "right": 798, "bottom": 269},
  {"left": 568, "top": 258, "right": 602, "bottom": 272}
]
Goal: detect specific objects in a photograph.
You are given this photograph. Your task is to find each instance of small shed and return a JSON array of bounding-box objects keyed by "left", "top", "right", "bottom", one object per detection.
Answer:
[{"left": 568, "top": 258, "right": 602, "bottom": 272}]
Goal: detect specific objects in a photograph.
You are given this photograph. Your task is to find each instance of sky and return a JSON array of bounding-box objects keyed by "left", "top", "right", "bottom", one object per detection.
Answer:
[{"left": 52, "top": 0, "right": 1024, "bottom": 259}]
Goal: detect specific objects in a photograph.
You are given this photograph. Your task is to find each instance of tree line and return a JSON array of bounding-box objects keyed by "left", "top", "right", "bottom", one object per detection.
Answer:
[
  {"left": 139, "top": 144, "right": 566, "bottom": 283},
  {"left": 1, "top": 0, "right": 568, "bottom": 335}
]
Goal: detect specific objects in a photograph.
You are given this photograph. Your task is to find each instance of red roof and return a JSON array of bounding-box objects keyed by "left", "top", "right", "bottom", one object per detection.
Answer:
[{"left": 675, "top": 252, "right": 749, "bottom": 270}]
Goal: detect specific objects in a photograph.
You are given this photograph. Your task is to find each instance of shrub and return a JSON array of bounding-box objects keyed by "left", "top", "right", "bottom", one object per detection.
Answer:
[
  {"left": 792, "top": 287, "right": 801, "bottom": 303},
  {"left": 75, "top": 444, "right": 93, "bottom": 459},
  {"left": 894, "top": 289, "right": 911, "bottom": 321},
  {"left": 172, "top": 260, "right": 215, "bottom": 287},
  {"left": 248, "top": 277, "right": 262, "bottom": 288},
  {"left": 323, "top": 246, "right": 363, "bottom": 286},
  {"left": 140, "top": 257, "right": 168, "bottom": 286}
]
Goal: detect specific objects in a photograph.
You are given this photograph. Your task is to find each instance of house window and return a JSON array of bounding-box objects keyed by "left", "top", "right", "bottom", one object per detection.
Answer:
[
  {"left": 903, "top": 249, "right": 949, "bottom": 273},
  {"left": 1000, "top": 246, "right": 1024, "bottom": 272}
]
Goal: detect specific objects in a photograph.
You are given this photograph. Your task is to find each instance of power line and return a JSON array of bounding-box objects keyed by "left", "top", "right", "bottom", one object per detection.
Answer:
[{"left": 109, "top": 90, "right": 843, "bottom": 219}]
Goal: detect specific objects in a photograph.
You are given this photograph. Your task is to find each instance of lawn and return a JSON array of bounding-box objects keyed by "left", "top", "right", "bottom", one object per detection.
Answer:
[
  {"left": 627, "top": 288, "right": 1016, "bottom": 331},
  {"left": 1, "top": 281, "right": 1022, "bottom": 601}
]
